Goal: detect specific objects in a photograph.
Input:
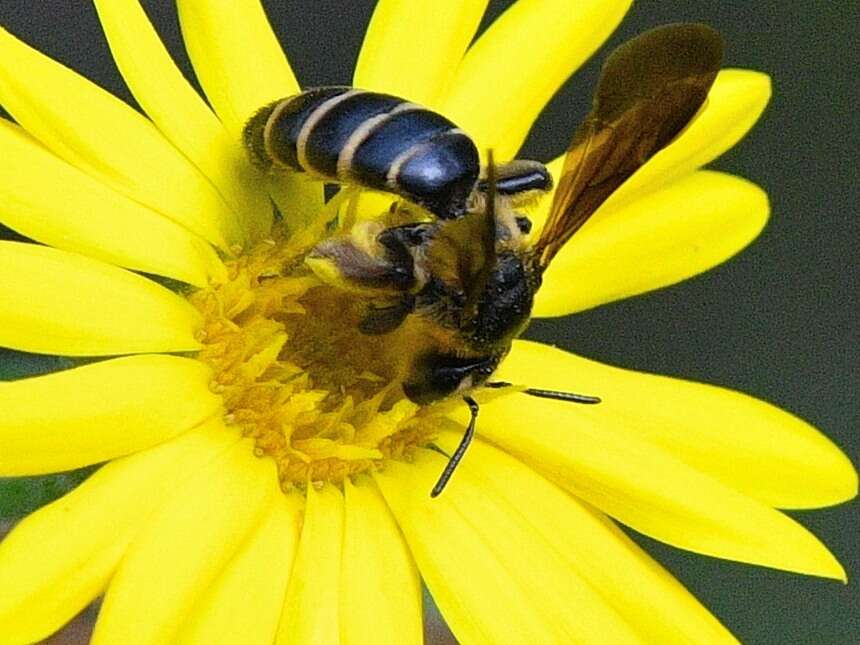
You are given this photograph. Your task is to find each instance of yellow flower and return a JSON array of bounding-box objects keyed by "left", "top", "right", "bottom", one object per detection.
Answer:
[{"left": 0, "top": 1, "right": 855, "bottom": 644}]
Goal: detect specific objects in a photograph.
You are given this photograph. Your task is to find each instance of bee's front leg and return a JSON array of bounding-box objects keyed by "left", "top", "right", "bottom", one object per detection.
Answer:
[{"left": 359, "top": 295, "right": 416, "bottom": 335}]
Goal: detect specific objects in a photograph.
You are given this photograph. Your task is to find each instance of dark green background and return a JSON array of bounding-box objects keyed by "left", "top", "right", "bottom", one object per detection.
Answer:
[{"left": 0, "top": 1, "right": 857, "bottom": 643}]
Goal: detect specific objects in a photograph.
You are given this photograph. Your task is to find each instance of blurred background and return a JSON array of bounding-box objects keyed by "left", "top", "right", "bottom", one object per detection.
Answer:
[{"left": 0, "top": 1, "right": 857, "bottom": 643}]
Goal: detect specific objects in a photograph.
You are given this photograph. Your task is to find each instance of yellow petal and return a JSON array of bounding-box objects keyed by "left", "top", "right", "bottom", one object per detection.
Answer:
[
  {"left": 529, "top": 69, "right": 772, "bottom": 232},
  {"left": 439, "top": 0, "right": 632, "bottom": 158},
  {"left": 93, "top": 439, "right": 278, "bottom": 645},
  {"left": 176, "top": 0, "right": 322, "bottom": 228},
  {"left": 433, "top": 434, "right": 737, "bottom": 643},
  {"left": 0, "top": 242, "right": 203, "bottom": 356},
  {"left": 475, "top": 355, "right": 847, "bottom": 580},
  {"left": 0, "top": 420, "right": 239, "bottom": 645},
  {"left": 276, "top": 483, "right": 342, "bottom": 645},
  {"left": 0, "top": 354, "right": 221, "bottom": 475},
  {"left": 497, "top": 341, "right": 858, "bottom": 509},
  {"left": 0, "top": 119, "right": 220, "bottom": 286},
  {"left": 341, "top": 477, "right": 422, "bottom": 645},
  {"left": 93, "top": 0, "right": 273, "bottom": 244},
  {"left": 354, "top": 0, "right": 487, "bottom": 107},
  {"left": 177, "top": 494, "right": 302, "bottom": 645},
  {"left": 603, "top": 69, "right": 772, "bottom": 214},
  {"left": 375, "top": 449, "right": 642, "bottom": 644},
  {"left": 266, "top": 175, "right": 326, "bottom": 234},
  {"left": 534, "top": 171, "right": 769, "bottom": 316},
  {"left": 176, "top": 0, "right": 297, "bottom": 136},
  {"left": 0, "top": 27, "right": 242, "bottom": 250}
]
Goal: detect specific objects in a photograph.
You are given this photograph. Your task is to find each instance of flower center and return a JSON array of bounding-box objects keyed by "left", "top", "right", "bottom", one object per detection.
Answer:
[{"left": 188, "top": 223, "right": 456, "bottom": 492}]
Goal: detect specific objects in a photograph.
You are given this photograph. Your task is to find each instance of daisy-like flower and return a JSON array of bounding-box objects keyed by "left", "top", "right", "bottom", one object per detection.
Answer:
[{"left": 0, "top": 1, "right": 855, "bottom": 643}]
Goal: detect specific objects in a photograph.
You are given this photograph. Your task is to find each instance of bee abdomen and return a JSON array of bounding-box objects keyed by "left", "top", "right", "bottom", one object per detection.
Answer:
[
  {"left": 244, "top": 87, "right": 479, "bottom": 219},
  {"left": 244, "top": 86, "right": 354, "bottom": 173}
]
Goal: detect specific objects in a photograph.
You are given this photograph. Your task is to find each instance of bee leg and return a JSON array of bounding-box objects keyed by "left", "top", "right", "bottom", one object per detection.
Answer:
[
  {"left": 376, "top": 222, "right": 434, "bottom": 250},
  {"left": 359, "top": 295, "right": 415, "bottom": 335},
  {"left": 476, "top": 159, "right": 553, "bottom": 207},
  {"left": 339, "top": 187, "right": 361, "bottom": 230},
  {"left": 430, "top": 395, "right": 479, "bottom": 498},
  {"left": 307, "top": 221, "right": 417, "bottom": 294},
  {"left": 486, "top": 381, "right": 601, "bottom": 404}
]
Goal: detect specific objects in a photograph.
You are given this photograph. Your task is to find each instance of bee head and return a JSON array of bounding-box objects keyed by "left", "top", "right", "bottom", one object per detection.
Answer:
[{"left": 466, "top": 251, "right": 538, "bottom": 349}]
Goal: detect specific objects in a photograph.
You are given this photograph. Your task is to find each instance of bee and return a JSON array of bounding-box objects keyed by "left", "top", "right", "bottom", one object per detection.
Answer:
[{"left": 245, "top": 23, "right": 724, "bottom": 495}]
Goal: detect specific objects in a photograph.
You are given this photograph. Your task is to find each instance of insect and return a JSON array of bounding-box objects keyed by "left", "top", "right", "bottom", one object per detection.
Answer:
[{"left": 244, "top": 23, "right": 724, "bottom": 495}]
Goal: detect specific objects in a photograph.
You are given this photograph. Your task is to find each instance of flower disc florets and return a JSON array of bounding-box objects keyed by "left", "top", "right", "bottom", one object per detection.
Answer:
[{"left": 189, "top": 224, "right": 454, "bottom": 492}]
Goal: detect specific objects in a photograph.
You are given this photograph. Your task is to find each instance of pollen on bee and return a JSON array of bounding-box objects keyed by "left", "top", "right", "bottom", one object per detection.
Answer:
[{"left": 187, "top": 230, "right": 451, "bottom": 490}]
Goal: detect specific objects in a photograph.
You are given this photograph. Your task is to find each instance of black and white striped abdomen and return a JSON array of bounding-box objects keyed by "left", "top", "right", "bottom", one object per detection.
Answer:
[{"left": 244, "top": 87, "right": 480, "bottom": 220}]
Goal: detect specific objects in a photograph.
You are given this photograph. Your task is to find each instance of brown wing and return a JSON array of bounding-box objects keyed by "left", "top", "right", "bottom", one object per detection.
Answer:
[{"left": 532, "top": 23, "right": 723, "bottom": 269}]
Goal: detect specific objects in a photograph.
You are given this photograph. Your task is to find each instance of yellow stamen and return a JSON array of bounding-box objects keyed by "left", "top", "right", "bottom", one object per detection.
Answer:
[{"left": 188, "top": 226, "right": 454, "bottom": 491}]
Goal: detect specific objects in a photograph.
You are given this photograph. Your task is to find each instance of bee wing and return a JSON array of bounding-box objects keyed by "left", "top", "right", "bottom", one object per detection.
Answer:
[{"left": 533, "top": 23, "right": 723, "bottom": 270}]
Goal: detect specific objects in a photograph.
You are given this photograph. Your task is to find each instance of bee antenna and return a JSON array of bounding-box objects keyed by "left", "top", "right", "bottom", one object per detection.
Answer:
[
  {"left": 430, "top": 395, "right": 479, "bottom": 497},
  {"left": 483, "top": 149, "right": 498, "bottom": 262},
  {"left": 485, "top": 150, "right": 497, "bottom": 213},
  {"left": 486, "top": 381, "right": 601, "bottom": 404},
  {"left": 463, "top": 150, "right": 500, "bottom": 322}
]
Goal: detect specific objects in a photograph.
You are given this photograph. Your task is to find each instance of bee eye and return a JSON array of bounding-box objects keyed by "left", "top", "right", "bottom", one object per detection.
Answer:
[{"left": 515, "top": 216, "right": 532, "bottom": 234}]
